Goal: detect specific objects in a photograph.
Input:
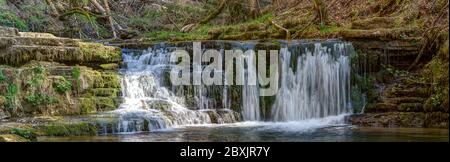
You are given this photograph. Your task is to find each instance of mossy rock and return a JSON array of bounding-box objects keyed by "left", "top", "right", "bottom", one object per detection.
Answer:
[
  {"left": 364, "top": 103, "right": 397, "bottom": 113},
  {"left": 0, "top": 134, "right": 29, "bottom": 142},
  {"left": 95, "top": 97, "right": 117, "bottom": 111},
  {"left": 0, "top": 26, "right": 19, "bottom": 37},
  {"left": 88, "top": 88, "right": 120, "bottom": 97},
  {"left": 38, "top": 122, "right": 98, "bottom": 136},
  {"left": 99, "top": 63, "right": 120, "bottom": 70},
  {"left": 77, "top": 67, "right": 121, "bottom": 90},
  {"left": 77, "top": 97, "right": 97, "bottom": 114},
  {"left": 147, "top": 101, "right": 171, "bottom": 111},
  {"left": 77, "top": 96, "right": 119, "bottom": 114},
  {"left": 398, "top": 103, "right": 423, "bottom": 112},
  {"left": 78, "top": 42, "right": 122, "bottom": 63},
  {"left": 0, "top": 95, "right": 5, "bottom": 106},
  {"left": 10, "top": 128, "right": 37, "bottom": 141},
  {"left": 19, "top": 32, "right": 56, "bottom": 38}
]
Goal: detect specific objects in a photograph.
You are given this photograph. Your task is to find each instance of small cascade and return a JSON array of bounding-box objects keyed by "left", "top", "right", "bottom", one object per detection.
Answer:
[
  {"left": 271, "top": 42, "right": 352, "bottom": 121},
  {"left": 110, "top": 47, "right": 213, "bottom": 133}
]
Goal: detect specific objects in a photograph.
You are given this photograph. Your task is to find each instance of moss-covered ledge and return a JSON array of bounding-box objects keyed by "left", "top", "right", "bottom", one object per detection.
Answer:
[{"left": 0, "top": 26, "right": 122, "bottom": 67}]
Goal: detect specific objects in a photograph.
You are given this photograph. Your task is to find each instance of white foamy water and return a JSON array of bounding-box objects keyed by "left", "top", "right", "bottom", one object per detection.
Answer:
[
  {"left": 271, "top": 43, "right": 352, "bottom": 121},
  {"left": 102, "top": 41, "right": 355, "bottom": 134},
  {"left": 111, "top": 48, "right": 212, "bottom": 133}
]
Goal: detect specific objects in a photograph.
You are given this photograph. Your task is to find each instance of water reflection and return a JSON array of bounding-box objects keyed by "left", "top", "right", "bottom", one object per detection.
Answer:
[{"left": 38, "top": 124, "right": 448, "bottom": 142}]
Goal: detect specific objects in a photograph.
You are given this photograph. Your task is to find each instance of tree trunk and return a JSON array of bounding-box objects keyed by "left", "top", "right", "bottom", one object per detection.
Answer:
[
  {"left": 249, "top": 0, "right": 260, "bottom": 19},
  {"left": 90, "top": 0, "right": 106, "bottom": 14},
  {"left": 312, "top": 0, "right": 327, "bottom": 25},
  {"left": 102, "top": 0, "right": 117, "bottom": 38}
]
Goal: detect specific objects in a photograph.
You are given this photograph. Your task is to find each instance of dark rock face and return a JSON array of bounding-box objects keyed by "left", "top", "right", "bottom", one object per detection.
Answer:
[{"left": 350, "top": 74, "right": 448, "bottom": 128}]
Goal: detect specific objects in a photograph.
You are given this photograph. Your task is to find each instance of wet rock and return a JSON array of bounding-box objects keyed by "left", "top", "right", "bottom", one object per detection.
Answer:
[
  {"left": 0, "top": 134, "right": 29, "bottom": 142},
  {"left": 398, "top": 103, "right": 423, "bottom": 112}
]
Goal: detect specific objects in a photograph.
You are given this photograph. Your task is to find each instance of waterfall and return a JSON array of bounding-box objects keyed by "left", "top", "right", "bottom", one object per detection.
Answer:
[
  {"left": 271, "top": 42, "right": 352, "bottom": 121},
  {"left": 111, "top": 48, "right": 213, "bottom": 133},
  {"left": 100, "top": 40, "right": 355, "bottom": 133},
  {"left": 242, "top": 50, "right": 260, "bottom": 121}
]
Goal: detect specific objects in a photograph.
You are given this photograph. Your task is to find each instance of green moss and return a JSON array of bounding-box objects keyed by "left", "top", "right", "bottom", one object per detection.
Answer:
[
  {"left": 99, "top": 63, "right": 119, "bottom": 70},
  {"left": 78, "top": 96, "right": 118, "bottom": 113},
  {"left": 318, "top": 24, "right": 342, "bottom": 35},
  {"left": 78, "top": 97, "right": 96, "bottom": 114},
  {"left": 39, "top": 122, "right": 98, "bottom": 136},
  {"left": 100, "top": 73, "right": 121, "bottom": 88},
  {"left": 79, "top": 42, "right": 122, "bottom": 63},
  {"left": 96, "top": 97, "right": 117, "bottom": 111},
  {"left": 0, "top": 95, "right": 5, "bottom": 106},
  {"left": 88, "top": 88, "right": 120, "bottom": 97},
  {"left": 53, "top": 77, "right": 72, "bottom": 94},
  {"left": 10, "top": 128, "right": 37, "bottom": 141}
]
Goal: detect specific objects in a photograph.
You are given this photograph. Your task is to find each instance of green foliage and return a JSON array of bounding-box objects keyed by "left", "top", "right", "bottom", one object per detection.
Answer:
[
  {"left": 25, "top": 93, "right": 58, "bottom": 106},
  {"left": 0, "top": 69, "right": 6, "bottom": 82},
  {"left": 318, "top": 23, "right": 341, "bottom": 34},
  {"left": 53, "top": 78, "right": 72, "bottom": 94},
  {"left": 26, "top": 66, "right": 46, "bottom": 87},
  {"left": 72, "top": 67, "right": 81, "bottom": 90},
  {"left": 20, "top": 4, "right": 50, "bottom": 32},
  {"left": 0, "top": 9, "right": 28, "bottom": 31},
  {"left": 5, "top": 83, "right": 18, "bottom": 110},
  {"left": 10, "top": 128, "right": 37, "bottom": 140}
]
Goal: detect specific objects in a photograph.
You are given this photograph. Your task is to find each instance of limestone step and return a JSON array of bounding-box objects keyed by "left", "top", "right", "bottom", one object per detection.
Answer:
[
  {"left": 365, "top": 103, "right": 398, "bottom": 113},
  {"left": 18, "top": 32, "right": 57, "bottom": 38},
  {"left": 47, "top": 66, "right": 76, "bottom": 77},
  {"left": 87, "top": 88, "right": 120, "bottom": 97},
  {"left": 387, "top": 87, "right": 430, "bottom": 98},
  {"left": 0, "top": 27, "right": 19, "bottom": 37},
  {"left": 0, "top": 45, "right": 79, "bottom": 66},
  {"left": 0, "top": 37, "right": 80, "bottom": 47},
  {"left": 384, "top": 97, "right": 426, "bottom": 104},
  {"left": 1, "top": 44, "right": 121, "bottom": 66},
  {"left": 398, "top": 103, "right": 424, "bottom": 112}
]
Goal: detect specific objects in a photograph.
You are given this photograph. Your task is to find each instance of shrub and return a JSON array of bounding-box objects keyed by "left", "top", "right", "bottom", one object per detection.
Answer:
[
  {"left": 53, "top": 78, "right": 72, "bottom": 94},
  {"left": 25, "top": 93, "right": 58, "bottom": 106}
]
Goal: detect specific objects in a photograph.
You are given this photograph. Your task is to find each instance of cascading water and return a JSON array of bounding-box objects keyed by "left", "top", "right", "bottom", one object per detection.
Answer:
[
  {"left": 100, "top": 40, "right": 357, "bottom": 134},
  {"left": 271, "top": 42, "right": 352, "bottom": 121},
  {"left": 111, "top": 48, "right": 212, "bottom": 133},
  {"left": 242, "top": 49, "right": 261, "bottom": 121}
]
